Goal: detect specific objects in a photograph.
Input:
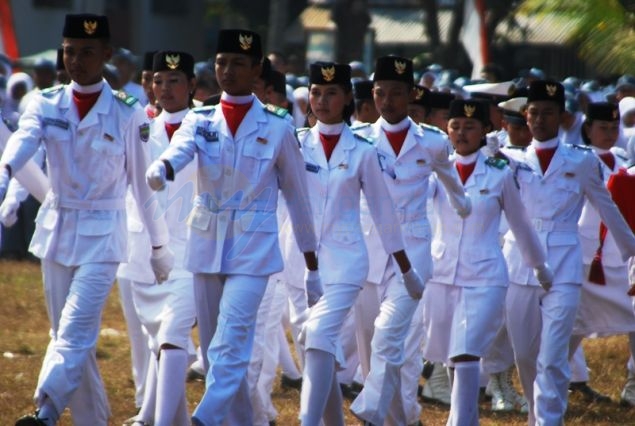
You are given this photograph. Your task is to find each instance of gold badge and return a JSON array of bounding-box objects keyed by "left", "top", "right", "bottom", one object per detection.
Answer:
[
  {"left": 416, "top": 158, "right": 426, "bottom": 166},
  {"left": 546, "top": 84, "right": 557, "bottom": 97},
  {"left": 338, "top": 163, "right": 348, "bottom": 170},
  {"left": 84, "top": 20, "right": 97, "bottom": 35},
  {"left": 415, "top": 87, "right": 424, "bottom": 100},
  {"left": 394, "top": 60, "right": 406, "bottom": 75},
  {"left": 463, "top": 104, "right": 476, "bottom": 118},
  {"left": 165, "top": 54, "right": 180, "bottom": 70},
  {"left": 239, "top": 33, "right": 253, "bottom": 51},
  {"left": 321, "top": 66, "right": 335, "bottom": 82},
  {"left": 256, "top": 137, "right": 268, "bottom": 144}
]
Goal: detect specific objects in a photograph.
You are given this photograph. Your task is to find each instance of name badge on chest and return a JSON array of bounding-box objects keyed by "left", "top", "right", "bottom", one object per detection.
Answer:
[
  {"left": 43, "top": 117, "right": 69, "bottom": 130},
  {"left": 196, "top": 126, "right": 219, "bottom": 142},
  {"left": 305, "top": 162, "right": 320, "bottom": 173}
]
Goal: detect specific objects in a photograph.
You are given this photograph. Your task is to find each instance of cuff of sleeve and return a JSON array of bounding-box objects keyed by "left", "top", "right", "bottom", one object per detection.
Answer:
[{"left": 162, "top": 160, "right": 174, "bottom": 181}]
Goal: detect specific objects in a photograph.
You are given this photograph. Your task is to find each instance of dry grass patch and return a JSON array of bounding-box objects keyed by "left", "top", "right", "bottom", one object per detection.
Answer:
[{"left": 1, "top": 260, "right": 634, "bottom": 425}]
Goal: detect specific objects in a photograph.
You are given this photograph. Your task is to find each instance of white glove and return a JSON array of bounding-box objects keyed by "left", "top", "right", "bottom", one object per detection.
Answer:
[
  {"left": 0, "top": 166, "right": 10, "bottom": 202},
  {"left": 146, "top": 160, "right": 167, "bottom": 191},
  {"left": 402, "top": 267, "right": 425, "bottom": 299},
  {"left": 456, "top": 195, "right": 472, "bottom": 219},
  {"left": 0, "top": 197, "right": 20, "bottom": 227},
  {"left": 304, "top": 268, "right": 323, "bottom": 308},
  {"left": 534, "top": 263, "right": 554, "bottom": 291},
  {"left": 150, "top": 245, "right": 174, "bottom": 284}
]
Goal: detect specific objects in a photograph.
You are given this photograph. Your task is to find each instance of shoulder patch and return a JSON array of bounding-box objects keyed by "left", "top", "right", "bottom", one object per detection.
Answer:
[
  {"left": 420, "top": 123, "right": 444, "bottom": 134},
  {"left": 569, "top": 143, "right": 591, "bottom": 151},
  {"left": 40, "top": 84, "right": 64, "bottom": 98},
  {"left": 114, "top": 90, "right": 138, "bottom": 106},
  {"left": 192, "top": 105, "right": 216, "bottom": 115},
  {"left": 350, "top": 122, "right": 371, "bottom": 131},
  {"left": 485, "top": 157, "right": 508, "bottom": 169},
  {"left": 353, "top": 133, "right": 374, "bottom": 145},
  {"left": 264, "top": 103, "right": 289, "bottom": 118}
]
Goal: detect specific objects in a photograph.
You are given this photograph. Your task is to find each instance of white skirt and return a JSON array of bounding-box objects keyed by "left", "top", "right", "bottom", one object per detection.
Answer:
[
  {"left": 131, "top": 277, "right": 197, "bottom": 357},
  {"left": 422, "top": 282, "right": 506, "bottom": 362},
  {"left": 573, "top": 264, "right": 635, "bottom": 337}
]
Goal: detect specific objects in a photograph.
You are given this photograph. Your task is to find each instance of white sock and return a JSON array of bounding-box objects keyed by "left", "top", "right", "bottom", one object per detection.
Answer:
[
  {"left": 279, "top": 325, "right": 302, "bottom": 379},
  {"left": 155, "top": 348, "right": 189, "bottom": 426},
  {"left": 447, "top": 361, "right": 480, "bottom": 426},
  {"left": 137, "top": 355, "right": 158, "bottom": 423},
  {"left": 300, "top": 349, "right": 335, "bottom": 426}
]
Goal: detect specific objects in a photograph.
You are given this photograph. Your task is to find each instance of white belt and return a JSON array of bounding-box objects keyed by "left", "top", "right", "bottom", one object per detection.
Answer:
[
  {"left": 45, "top": 192, "right": 125, "bottom": 210},
  {"left": 531, "top": 218, "right": 577, "bottom": 233},
  {"left": 196, "top": 193, "right": 271, "bottom": 213}
]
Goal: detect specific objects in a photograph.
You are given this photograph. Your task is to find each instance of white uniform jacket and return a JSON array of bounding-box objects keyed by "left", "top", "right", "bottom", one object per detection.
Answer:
[
  {"left": 354, "top": 120, "right": 469, "bottom": 284},
  {"left": 158, "top": 97, "right": 317, "bottom": 275},
  {"left": 287, "top": 124, "right": 405, "bottom": 285},
  {"left": 503, "top": 140, "right": 635, "bottom": 285},
  {"left": 429, "top": 152, "right": 545, "bottom": 287},
  {"left": 118, "top": 109, "right": 197, "bottom": 283},
  {"left": 578, "top": 147, "right": 630, "bottom": 267},
  {"left": 0, "top": 81, "right": 169, "bottom": 265}
]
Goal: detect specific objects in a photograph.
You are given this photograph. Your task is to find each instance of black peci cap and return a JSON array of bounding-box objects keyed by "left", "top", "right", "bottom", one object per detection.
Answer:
[
  {"left": 309, "top": 62, "right": 351, "bottom": 87},
  {"left": 62, "top": 14, "right": 110, "bottom": 39},
  {"left": 449, "top": 99, "right": 490, "bottom": 125},
  {"left": 410, "top": 85, "right": 431, "bottom": 107},
  {"left": 353, "top": 80, "right": 373, "bottom": 100},
  {"left": 216, "top": 29, "right": 262, "bottom": 60},
  {"left": 586, "top": 102, "right": 619, "bottom": 122},
  {"left": 152, "top": 51, "right": 195, "bottom": 79},
  {"left": 427, "top": 91, "right": 455, "bottom": 110},
  {"left": 143, "top": 51, "right": 157, "bottom": 71},
  {"left": 527, "top": 80, "right": 565, "bottom": 110},
  {"left": 270, "top": 70, "right": 287, "bottom": 96},
  {"left": 373, "top": 56, "right": 414, "bottom": 86}
]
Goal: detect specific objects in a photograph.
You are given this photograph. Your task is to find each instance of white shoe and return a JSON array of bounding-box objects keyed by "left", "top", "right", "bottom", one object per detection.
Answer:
[
  {"left": 620, "top": 370, "right": 635, "bottom": 407},
  {"left": 498, "top": 367, "right": 528, "bottom": 414},
  {"left": 489, "top": 372, "right": 514, "bottom": 412},
  {"left": 421, "top": 362, "right": 451, "bottom": 406}
]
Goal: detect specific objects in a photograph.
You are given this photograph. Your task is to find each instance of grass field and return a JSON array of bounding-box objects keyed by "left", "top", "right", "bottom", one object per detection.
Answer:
[{"left": 1, "top": 259, "right": 634, "bottom": 425}]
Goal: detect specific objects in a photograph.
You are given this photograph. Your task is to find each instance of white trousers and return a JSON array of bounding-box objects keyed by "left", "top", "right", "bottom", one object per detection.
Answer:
[
  {"left": 37, "top": 260, "right": 117, "bottom": 426},
  {"left": 191, "top": 273, "right": 268, "bottom": 426},
  {"left": 116, "top": 278, "right": 150, "bottom": 408},
  {"left": 506, "top": 283, "right": 580, "bottom": 426},
  {"left": 351, "top": 272, "right": 421, "bottom": 426}
]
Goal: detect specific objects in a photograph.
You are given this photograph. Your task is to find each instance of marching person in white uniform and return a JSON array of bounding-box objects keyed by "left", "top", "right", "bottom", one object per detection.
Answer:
[
  {"left": 3, "top": 14, "right": 173, "bottom": 426},
  {"left": 423, "top": 99, "right": 550, "bottom": 426},
  {"left": 295, "top": 61, "right": 425, "bottom": 426},
  {"left": 503, "top": 80, "right": 635, "bottom": 426},
  {"left": 145, "top": 29, "right": 319, "bottom": 426},
  {"left": 350, "top": 56, "right": 471, "bottom": 426},
  {"left": 119, "top": 50, "right": 199, "bottom": 426},
  {"left": 571, "top": 101, "right": 635, "bottom": 403}
]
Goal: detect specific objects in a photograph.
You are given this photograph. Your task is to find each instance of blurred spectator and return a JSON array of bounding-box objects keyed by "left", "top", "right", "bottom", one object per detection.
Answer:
[
  {"left": 3, "top": 72, "right": 33, "bottom": 126},
  {"left": 111, "top": 47, "right": 147, "bottom": 104},
  {"left": 20, "top": 59, "right": 56, "bottom": 113}
]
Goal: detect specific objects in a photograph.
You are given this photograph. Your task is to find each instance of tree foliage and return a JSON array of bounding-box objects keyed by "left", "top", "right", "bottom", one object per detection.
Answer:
[{"left": 519, "top": 0, "right": 635, "bottom": 74}]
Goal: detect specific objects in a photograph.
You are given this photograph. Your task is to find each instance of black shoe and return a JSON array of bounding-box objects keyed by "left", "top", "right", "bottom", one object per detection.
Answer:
[
  {"left": 186, "top": 367, "right": 205, "bottom": 382},
  {"left": 421, "top": 359, "right": 434, "bottom": 379},
  {"left": 568, "top": 382, "right": 612, "bottom": 403},
  {"left": 15, "top": 414, "right": 47, "bottom": 426},
  {"left": 340, "top": 383, "right": 360, "bottom": 401},
  {"left": 350, "top": 380, "right": 364, "bottom": 393},
  {"left": 280, "top": 373, "right": 302, "bottom": 390}
]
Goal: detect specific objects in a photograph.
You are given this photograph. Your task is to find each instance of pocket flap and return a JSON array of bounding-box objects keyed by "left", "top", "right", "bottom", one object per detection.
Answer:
[{"left": 187, "top": 205, "right": 212, "bottom": 231}]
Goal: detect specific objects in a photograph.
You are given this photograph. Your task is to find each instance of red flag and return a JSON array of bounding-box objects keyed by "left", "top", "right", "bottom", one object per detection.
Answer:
[{"left": 0, "top": 0, "right": 19, "bottom": 59}]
